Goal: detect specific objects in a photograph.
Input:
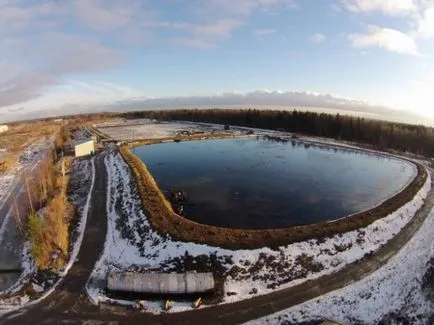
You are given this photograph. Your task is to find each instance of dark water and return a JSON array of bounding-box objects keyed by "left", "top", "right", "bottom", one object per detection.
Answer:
[{"left": 134, "top": 137, "right": 416, "bottom": 229}]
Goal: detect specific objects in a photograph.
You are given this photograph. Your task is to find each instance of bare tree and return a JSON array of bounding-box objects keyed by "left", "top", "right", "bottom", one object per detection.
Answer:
[
  {"left": 12, "top": 199, "right": 24, "bottom": 235},
  {"left": 24, "top": 169, "right": 34, "bottom": 213}
]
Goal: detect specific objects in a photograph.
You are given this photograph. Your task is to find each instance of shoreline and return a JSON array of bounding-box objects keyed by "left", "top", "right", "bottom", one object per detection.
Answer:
[{"left": 119, "top": 136, "right": 428, "bottom": 249}]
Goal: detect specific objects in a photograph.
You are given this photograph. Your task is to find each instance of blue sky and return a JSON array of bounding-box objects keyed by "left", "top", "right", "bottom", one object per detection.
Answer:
[{"left": 1, "top": 0, "right": 434, "bottom": 121}]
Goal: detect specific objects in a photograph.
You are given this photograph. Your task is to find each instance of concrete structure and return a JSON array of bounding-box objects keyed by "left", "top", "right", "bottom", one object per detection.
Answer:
[
  {"left": 107, "top": 271, "right": 215, "bottom": 295},
  {"left": 0, "top": 125, "right": 8, "bottom": 134},
  {"left": 74, "top": 140, "right": 95, "bottom": 158}
]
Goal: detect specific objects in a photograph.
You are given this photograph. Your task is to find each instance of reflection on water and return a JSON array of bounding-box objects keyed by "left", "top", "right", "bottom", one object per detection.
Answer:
[{"left": 135, "top": 137, "right": 416, "bottom": 229}]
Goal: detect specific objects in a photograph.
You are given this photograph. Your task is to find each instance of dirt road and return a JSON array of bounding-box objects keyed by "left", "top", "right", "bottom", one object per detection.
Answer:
[
  {"left": 1, "top": 151, "right": 433, "bottom": 325},
  {"left": 0, "top": 152, "right": 108, "bottom": 325}
]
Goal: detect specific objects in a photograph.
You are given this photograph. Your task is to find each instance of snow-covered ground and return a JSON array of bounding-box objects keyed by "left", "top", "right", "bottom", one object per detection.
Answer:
[
  {"left": 0, "top": 173, "right": 17, "bottom": 210},
  {"left": 86, "top": 150, "right": 431, "bottom": 314},
  {"left": 0, "top": 158, "right": 95, "bottom": 315},
  {"left": 245, "top": 204, "right": 434, "bottom": 325},
  {"left": 0, "top": 136, "right": 53, "bottom": 211},
  {"left": 97, "top": 122, "right": 196, "bottom": 140},
  {"left": 96, "top": 120, "right": 244, "bottom": 141}
]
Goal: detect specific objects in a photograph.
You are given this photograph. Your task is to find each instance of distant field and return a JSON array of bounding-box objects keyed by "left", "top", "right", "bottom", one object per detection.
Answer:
[
  {"left": 96, "top": 120, "right": 227, "bottom": 141},
  {"left": 0, "top": 121, "right": 60, "bottom": 172}
]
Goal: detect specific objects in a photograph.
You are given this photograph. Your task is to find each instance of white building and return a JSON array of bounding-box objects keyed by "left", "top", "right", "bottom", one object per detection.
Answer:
[
  {"left": 74, "top": 140, "right": 95, "bottom": 158},
  {"left": 0, "top": 125, "right": 8, "bottom": 134}
]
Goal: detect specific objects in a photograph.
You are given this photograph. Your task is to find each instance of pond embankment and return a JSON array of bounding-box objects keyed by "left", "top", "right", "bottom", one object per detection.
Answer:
[{"left": 119, "top": 141, "right": 428, "bottom": 250}]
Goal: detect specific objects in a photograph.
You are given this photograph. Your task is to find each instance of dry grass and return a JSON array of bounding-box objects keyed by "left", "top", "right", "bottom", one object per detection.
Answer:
[
  {"left": 22, "top": 128, "right": 76, "bottom": 270},
  {"left": 128, "top": 133, "right": 253, "bottom": 147},
  {"left": 31, "top": 155, "right": 75, "bottom": 270},
  {"left": 0, "top": 121, "right": 61, "bottom": 172},
  {"left": 35, "top": 192, "right": 74, "bottom": 270},
  {"left": 120, "top": 145, "right": 428, "bottom": 250}
]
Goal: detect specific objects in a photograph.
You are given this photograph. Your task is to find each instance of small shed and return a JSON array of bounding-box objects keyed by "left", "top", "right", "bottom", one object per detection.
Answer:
[
  {"left": 74, "top": 140, "right": 95, "bottom": 158},
  {"left": 107, "top": 271, "right": 215, "bottom": 295},
  {"left": 0, "top": 125, "right": 8, "bottom": 134}
]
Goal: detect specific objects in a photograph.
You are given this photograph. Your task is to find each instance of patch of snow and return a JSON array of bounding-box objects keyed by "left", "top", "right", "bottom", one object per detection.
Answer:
[
  {"left": 245, "top": 204, "right": 434, "bottom": 325},
  {"left": 0, "top": 209, "right": 12, "bottom": 244},
  {"left": 0, "top": 173, "right": 18, "bottom": 208},
  {"left": 0, "top": 158, "right": 96, "bottom": 315},
  {"left": 86, "top": 151, "right": 431, "bottom": 314},
  {"left": 61, "top": 158, "right": 95, "bottom": 277},
  {"left": 19, "top": 137, "right": 51, "bottom": 167},
  {"left": 96, "top": 121, "right": 235, "bottom": 141},
  {"left": 0, "top": 136, "right": 53, "bottom": 219}
]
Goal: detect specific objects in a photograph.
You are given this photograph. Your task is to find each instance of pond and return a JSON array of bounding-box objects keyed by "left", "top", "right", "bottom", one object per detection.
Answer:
[{"left": 134, "top": 136, "right": 417, "bottom": 229}]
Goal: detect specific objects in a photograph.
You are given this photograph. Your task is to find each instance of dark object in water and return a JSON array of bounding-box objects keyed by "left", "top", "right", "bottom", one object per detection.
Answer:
[{"left": 170, "top": 189, "right": 188, "bottom": 203}]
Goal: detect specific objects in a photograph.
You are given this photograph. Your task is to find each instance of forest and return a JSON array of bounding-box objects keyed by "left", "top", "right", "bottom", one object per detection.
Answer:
[{"left": 121, "top": 109, "right": 434, "bottom": 157}]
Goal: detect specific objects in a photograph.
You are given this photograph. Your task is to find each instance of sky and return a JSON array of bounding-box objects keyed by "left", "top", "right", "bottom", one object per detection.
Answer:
[{"left": 1, "top": 0, "right": 434, "bottom": 122}]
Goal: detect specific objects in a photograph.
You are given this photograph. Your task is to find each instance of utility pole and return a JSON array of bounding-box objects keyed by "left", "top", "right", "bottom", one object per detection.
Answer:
[
  {"left": 61, "top": 152, "right": 66, "bottom": 193},
  {"left": 13, "top": 200, "right": 24, "bottom": 235},
  {"left": 24, "top": 169, "right": 34, "bottom": 213}
]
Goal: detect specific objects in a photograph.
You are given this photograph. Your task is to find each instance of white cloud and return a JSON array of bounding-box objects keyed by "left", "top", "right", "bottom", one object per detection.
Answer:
[
  {"left": 72, "top": 0, "right": 136, "bottom": 31},
  {"left": 417, "top": 7, "right": 434, "bottom": 38},
  {"left": 2, "top": 80, "right": 148, "bottom": 121},
  {"left": 170, "top": 38, "right": 218, "bottom": 50},
  {"left": 0, "top": 32, "right": 125, "bottom": 107},
  {"left": 43, "top": 80, "right": 146, "bottom": 106},
  {"left": 6, "top": 89, "right": 430, "bottom": 125},
  {"left": 204, "top": 0, "right": 297, "bottom": 16},
  {"left": 349, "top": 25, "right": 419, "bottom": 55},
  {"left": 341, "top": 0, "right": 418, "bottom": 16},
  {"left": 177, "top": 1, "right": 294, "bottom": 46},
  {"left": 253, "top": 28, "right": 277, "bottom": 36},
  {"left": 191, "top": 19, "right": 243, "bottom": 39},
  {"left": 310, "top": 33, "right": 327, "bottom": 43}
]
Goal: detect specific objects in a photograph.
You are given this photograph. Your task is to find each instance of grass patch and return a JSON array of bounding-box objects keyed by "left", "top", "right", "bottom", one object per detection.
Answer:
[
  {"left": 0, "top": 121, "right": 61, "bottom": 173},
  {"left": 24, "top": 128, "right": 76, "bottom": 270},
  {"left": 27, "top": 211, "right": 44, "bottom": 263}
]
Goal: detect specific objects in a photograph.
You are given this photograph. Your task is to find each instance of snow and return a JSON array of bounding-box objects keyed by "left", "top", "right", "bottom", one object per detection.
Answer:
[
  {"left": 96, "top": 120, "right": 243, "bottom": 141},
  {"left": 0, "top": 136, "right": 52, "bottom": 215},
  {"left": 0, "top": 209, "right": 12, "bottom": 244},
  {"left": 19, "top": 137, "right": 52, "bottom": 167},
  {"left": 0, "top": 173, "right": 17, "bottom": 208},
  {"left": 245, "top": 202, "right": 434, "bottom": 325},
  {"left": 0, "top": 158, "right": 96, "bottom": 315},
  {"left": 97, "top": 122, "right": 195, "bottom": 140},
  {"left": 61, "top": 158, "right": 95, "bottom": 277},
  {"left": 86, "top": 150, "right": 431, "bottom": 314}
]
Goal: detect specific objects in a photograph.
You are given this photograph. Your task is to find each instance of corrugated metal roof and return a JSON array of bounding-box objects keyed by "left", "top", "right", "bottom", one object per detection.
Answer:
[{"left": 107, "top": 271, "right": 215, "bottom": 294}]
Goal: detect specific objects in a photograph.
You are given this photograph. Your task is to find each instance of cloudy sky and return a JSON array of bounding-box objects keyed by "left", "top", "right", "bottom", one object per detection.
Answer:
[{"left": 1, "top": 0, "right": 434, "bottom": 122}]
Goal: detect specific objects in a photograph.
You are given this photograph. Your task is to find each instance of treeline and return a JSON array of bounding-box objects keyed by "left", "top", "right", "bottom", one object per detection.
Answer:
[{"left": 121, "top": 109, "right": 434, "bottom": 156}]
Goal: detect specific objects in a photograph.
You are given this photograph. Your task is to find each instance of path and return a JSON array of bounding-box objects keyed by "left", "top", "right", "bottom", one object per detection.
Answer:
[
  {"left": 0, "top": 152, "right": 108, "bottom": 324},
  {"left": 1, "top": 153, "right": 433, "bottom": 325},
  {"left": 0, "top": 138, "right": 57, "bottom": 288}
]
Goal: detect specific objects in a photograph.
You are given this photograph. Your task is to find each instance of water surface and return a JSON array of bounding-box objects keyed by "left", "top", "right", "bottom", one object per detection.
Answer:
[{"left": 134, "top": 137, "right": 416, "bottom": 229}]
